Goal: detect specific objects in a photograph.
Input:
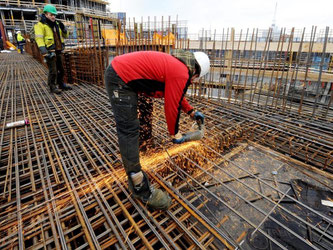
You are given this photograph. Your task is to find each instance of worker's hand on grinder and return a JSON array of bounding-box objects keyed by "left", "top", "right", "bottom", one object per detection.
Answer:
[
  {"left": 172, "top": 111, "right": 205, "bottom": 144},
  {"left": 191, "top": 111, "right": 204, "bottom": 124}
]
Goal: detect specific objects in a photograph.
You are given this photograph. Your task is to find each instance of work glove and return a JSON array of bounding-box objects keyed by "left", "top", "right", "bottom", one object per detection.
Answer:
[
  {"left": 39, "top": 46, "right": 48, "bottom": 55},
  {"left": 58, "top": 21, "right": 67, "bottom": 33},
  {"left": 172, "top": 132, "right": 185, "bottom": 144},
  {"left": 44, "top": 52, "right": 56, "bottom": 60},
  {"left": 193, "top": 111, "right": 205, "bottom": 124}
]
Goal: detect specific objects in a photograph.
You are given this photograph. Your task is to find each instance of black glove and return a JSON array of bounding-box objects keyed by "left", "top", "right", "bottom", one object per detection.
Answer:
[
  {"left": 39, "top": 46, "right": 48, "bottom": 55},
  {"left": 193, "top": 111, "right": 205, "bottom": 124},
  {"left": 57, "top": 21, "right": 66, "bottom": 33},
  {"left": 44, "top": 52, "right": 56, "bottom": 59}
]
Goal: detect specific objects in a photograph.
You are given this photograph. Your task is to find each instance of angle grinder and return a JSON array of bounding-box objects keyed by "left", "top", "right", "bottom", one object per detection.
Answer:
[{"left": 181, "top": 120, "right": 205, "bottom": 142}]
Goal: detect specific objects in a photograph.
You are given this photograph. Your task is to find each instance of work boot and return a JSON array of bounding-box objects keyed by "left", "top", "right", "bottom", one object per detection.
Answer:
[
  {"left": 59, "top": 84, "right": 72, "bottom": 91},
  {"left": 128, "top": 171, "right": 172, "bottom": 210},
  {"left": 51, "top": 88, "right": 62, "bottom": 94}
]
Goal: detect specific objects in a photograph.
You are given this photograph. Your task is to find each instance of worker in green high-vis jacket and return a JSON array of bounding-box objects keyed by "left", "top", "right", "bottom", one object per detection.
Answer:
[{"left": 34, "top": 4, "right": 72, "bottom": 94}]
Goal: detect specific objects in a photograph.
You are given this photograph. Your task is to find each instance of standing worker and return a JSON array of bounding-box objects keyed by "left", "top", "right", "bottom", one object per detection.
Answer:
[
  {"left": 105, "top": 50, "right": 210, "bottom": 210},
  {"left": 34, "top": 4, "right": 72, "bottom": 94},
  {"left": 16, "top": 31, "right": 25, "bottom": 54}
]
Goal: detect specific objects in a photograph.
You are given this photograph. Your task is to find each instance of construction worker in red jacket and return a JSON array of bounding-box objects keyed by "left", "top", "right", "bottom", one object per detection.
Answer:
[{"left": 105, "top": 50, "right": 210, "bottom": 210}]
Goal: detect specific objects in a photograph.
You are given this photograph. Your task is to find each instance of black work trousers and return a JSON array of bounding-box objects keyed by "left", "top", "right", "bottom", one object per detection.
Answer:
[
  {"left": 105, "top": 65, "right": 142, "bottom": 175},
  {"left": 46, "top": 52, "right": 65, "bottom": 91}
]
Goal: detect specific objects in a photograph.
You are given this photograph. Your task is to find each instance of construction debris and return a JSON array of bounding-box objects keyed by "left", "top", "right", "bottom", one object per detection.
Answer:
[{"left": 5, "top": 119, "right": 29, "bottom": 129}]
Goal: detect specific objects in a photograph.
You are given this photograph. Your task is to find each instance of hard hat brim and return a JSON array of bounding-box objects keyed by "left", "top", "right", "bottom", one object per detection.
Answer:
[{"left": 194, "top": 52, "right": 210, "bottom": 77}]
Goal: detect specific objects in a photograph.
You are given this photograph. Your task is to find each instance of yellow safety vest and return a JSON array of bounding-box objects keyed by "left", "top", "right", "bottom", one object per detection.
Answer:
[{"left": 34, "top": 21, "right": 68, "bottom": 49}]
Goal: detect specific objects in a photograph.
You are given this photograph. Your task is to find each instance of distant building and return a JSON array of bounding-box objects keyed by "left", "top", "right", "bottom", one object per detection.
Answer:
[{"left": 0, "top": 0, "right": 116, "bottom": 42}]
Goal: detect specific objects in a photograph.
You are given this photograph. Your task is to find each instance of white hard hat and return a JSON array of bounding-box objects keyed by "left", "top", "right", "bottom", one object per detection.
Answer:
[
  {"left": 193, "top": 51, "right": 210, "bottom": 77},
  {"left": 16, "top": 31, "right": 21, "bottom": 34}
]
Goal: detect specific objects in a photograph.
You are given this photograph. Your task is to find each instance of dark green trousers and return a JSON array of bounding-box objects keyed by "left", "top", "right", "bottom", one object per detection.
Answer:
[{"left": 46, "top": 52, "right": 65, "bottom": 91}]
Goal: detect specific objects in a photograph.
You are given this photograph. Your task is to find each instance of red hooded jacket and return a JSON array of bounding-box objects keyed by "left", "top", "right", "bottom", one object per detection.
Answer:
[{"left": 111, "top": 51, "right": 194, "bottom": 135}]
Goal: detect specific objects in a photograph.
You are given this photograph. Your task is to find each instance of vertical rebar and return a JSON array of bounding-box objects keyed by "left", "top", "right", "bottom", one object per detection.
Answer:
[{"left": 312, "top": 26, "right": 330, "bottom": 118}]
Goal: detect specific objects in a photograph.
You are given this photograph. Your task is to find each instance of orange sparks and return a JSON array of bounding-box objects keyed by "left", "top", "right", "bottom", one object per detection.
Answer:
[{"left": 141, "top": 141, "right": 200, "bottom": 170}]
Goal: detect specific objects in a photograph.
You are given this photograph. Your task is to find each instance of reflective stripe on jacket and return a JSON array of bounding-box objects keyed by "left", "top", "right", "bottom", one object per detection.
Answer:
[{"left": 34, "top": 21, "right": 68, "bottom": 50}]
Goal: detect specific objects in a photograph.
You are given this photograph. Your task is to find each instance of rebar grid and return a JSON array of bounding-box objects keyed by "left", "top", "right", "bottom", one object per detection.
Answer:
[
  {"left": 0, "top": 53, "right": 234, "bottom": 249},
  {"left": 1, "top": 52, "right": 333, "bottom": 249}
]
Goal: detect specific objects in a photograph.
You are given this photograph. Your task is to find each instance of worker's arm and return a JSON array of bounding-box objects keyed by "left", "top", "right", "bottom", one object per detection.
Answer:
[
  {"left": 165, "top": 76, "right": 205, "bottom": 130},
  {"left": 34, "top": 23, "right": 48, "bottom": 55},
  {"left": 164, "top": 76, "right": 190, "bottom": 136},
  {"left": 180, "top": 97, "right": 193, "bottom": 114}
]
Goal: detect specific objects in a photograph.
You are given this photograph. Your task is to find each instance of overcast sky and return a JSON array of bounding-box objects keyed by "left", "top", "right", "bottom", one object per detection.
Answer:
[{"left": 109, "top": 0, "right": 332, "bottom": 34}]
